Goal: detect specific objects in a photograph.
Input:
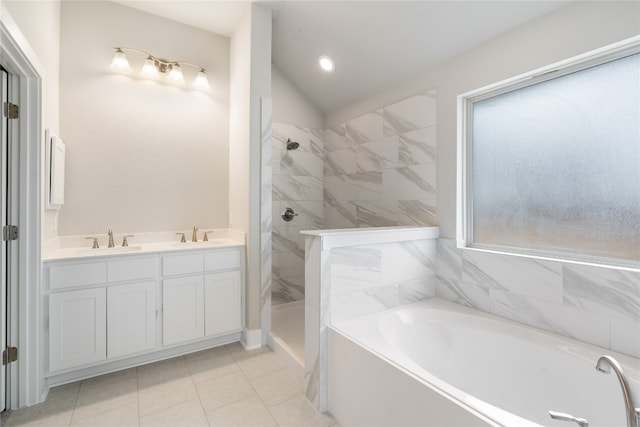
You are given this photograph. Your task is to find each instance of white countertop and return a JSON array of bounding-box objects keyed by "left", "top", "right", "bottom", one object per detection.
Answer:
[{"left": 43, "top": 229, "right": 245, "bottom": 261}]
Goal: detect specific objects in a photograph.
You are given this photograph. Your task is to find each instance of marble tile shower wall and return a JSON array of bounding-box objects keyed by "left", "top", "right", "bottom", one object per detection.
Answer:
[
  {"left": 272, "top": 123, "right": 324, "bottom": 305},
  {"left": 436, "top": 239, "right": 640, "bottom": 358},
  {"left": 330, "top": 239, "right": 438, "bottom": 324},
  {"left": 324, "top": 90, "right": 437, "bottom": 228}
]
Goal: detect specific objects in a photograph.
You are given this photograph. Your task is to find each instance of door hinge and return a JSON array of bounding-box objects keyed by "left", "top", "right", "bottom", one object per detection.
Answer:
[
  {"left": 3, "top": 225, "right": 18, "bottom": 241},
  {"left": 3, "top": 102, "right": 19, "bottom": 119},
  {"left": 2, "top": 347, "right": 17, "bottom": 365}
]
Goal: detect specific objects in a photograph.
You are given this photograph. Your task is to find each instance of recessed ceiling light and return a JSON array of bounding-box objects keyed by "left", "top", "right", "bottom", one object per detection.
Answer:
[{"left": 319, "top": 55, "right": 335, "bottom": 72}]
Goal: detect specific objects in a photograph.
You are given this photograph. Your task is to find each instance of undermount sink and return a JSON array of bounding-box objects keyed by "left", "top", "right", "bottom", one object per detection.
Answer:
[
  {"left": 170, "top": 239, "right": 230, "bottom": 248},
  {"left": 76, "top": 245, "right": 142, "bottom": 255}
]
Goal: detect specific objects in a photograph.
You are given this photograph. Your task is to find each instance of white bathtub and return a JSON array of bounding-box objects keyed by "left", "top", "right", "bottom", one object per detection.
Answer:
[{"left": 328, "top": 298, "right": 640, "bottom": 427}]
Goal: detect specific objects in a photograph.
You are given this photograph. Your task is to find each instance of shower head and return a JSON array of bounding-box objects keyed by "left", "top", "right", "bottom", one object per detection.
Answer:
[{"left": 286, "top": 138, "right": 300, "bottom": 150}]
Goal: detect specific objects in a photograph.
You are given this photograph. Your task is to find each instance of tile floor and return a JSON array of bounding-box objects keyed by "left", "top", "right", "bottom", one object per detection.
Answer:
[{"left": 2, "top": 343, "right": 337, "bottom": 426}]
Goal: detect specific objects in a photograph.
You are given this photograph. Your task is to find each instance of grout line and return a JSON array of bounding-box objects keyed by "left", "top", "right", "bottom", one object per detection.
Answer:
[{"left": 67, "top": 380, "right": 82, "bottom": 427}]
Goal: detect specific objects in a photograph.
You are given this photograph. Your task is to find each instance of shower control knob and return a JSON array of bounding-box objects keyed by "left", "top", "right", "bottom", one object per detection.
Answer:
[{"left": 281, "top": 207, "right": 299, "bottom": 222}]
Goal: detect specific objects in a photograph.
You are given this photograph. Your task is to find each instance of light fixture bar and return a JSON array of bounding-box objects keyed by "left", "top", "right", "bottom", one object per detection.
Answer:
[{"left": 111, "top": 47, "right": 210, "bottom": 90}]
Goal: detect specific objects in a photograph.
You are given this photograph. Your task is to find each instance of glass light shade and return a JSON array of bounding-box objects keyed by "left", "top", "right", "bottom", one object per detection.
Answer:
[
  {"left": 194, "top": 69, "right": 210, "bottom": 90},
  {"left": 141, "top": 56, "right": 158, "bottom": 77},
  {"left": 111, "top": 49, "right": 131, "bottom": 71},
  {"left": 167, "top": 64, "right": 185, "bottom": 84},
  {"left": 319, "top": 55, "right": 335, "bottom": 72}
]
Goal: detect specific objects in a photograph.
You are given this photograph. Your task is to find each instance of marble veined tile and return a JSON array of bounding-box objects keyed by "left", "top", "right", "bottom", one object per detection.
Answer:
[
  {"left": 463, "top": 250, "right": 563, "bottom": 304},
  {"left": 398, "top": 126, "right": 436, "bottom": 165},
  {"left": 324, "top": 201, "right": 357, "bottom": 228},
  {"left": 325, "top": 149, "right": 356, "bottom": 177},
  {"left": 397, "top": 199, "right": 437, "bottom": 226},
  {"left": 272, "top": 275, "right": 305, "bottom": 303},
  {"left": 273, "top": 175, "right": 311, "bottom": 201},
  {"left": 346, "top": 110, "right": 385, "bottom": 145},
  {"left": 331, "top": 245, "right": 382, "bottom": 294},
  {"left": 489, "top": 290, "right": 610, "bottom": 349},
  {"left": 280, "top": 151, "right": 323, "bottom": 178},
  {"left": 436, "top": 238, "right": 462, "bottom": 281},
  {"left": 383, "top": 166, "right": 436, "bottom": 200},
  {"left": 356, "top": 136, "right": 399, "bottom": 172},
  {"left": 562, "top": 264, "right": 640, "bottom": 321},
  {"left": 331, "top": 279, "right": 435, "bottom": 324},
  {"left": 348, "top": 172, "right": 383, "bottom": 201},
  {"left": 272, "top": 227, "right": 304, "bottom": 258},
  {"left": 355, "top": 200, "right": 399, "bottom": 227},
  {"left": 324, "top": 124, "right": 347, "bottom": 152},
  {"left": 307, "top": 176, "right": 323, "bottom": 201},
  {"left": 381, "top": 240, "right": 436, "bottom": 284},
  {"left": 273, "top": 176, "right": 322, "bottom": 201},
  {"left": 383, "top": 91, "right": 436, "bottom": 136},
  {"left": 272, "top": 123, "right": 322, "bottom": 153},
  {"left": 610, "top": 316, "right": 640, "bottom": 358},
  {"left": 324, "top": 175, "right": 351, "bottom": 201},
  {"left": 436, "top": 277, "right": 491, "bottom": 312},
  {"left": 273, "top": 250, "right": 305, "bottom": 278},
  {"left": 331, "top": 290, "right": 388, "bottom": 324}
]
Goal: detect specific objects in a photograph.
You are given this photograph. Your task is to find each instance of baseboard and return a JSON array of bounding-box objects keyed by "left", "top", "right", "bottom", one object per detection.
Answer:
[{"left": 242, "top": 328, "right": 263, "bottom": 350}]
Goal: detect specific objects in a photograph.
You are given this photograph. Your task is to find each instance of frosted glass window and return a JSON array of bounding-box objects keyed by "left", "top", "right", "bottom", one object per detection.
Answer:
[{"left": 469, "top": 52, "right": 639, "bottom": 264}]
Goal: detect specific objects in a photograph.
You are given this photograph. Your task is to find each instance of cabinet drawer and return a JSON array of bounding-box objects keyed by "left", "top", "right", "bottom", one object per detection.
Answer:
[
  {"left": 49, "top": 262, "right": 107, "bottom": 290},
  {"left": 162, "top": 253, "right": 204, "bottom": 276},
  {"left": 204, "top": 249, "right": 241, "bottom": 272},
  {"left": 108, "top": 257, "right": 157, "bottom": 283}
]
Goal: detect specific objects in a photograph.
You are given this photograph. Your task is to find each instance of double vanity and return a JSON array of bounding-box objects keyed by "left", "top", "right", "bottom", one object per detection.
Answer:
[{"left": 42, "top": 229, "right": 245, "bottom": 386}]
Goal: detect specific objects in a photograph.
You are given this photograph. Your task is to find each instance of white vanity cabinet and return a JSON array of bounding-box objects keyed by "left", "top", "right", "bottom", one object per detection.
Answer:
[
  {"left": 45, "top": 245, "right": 244, "bottom": 381},
  {"left": 204, "top": 270, "right": 242, "bottom": 337},
  {"left": 107, "top": 281, "right": 157, "bottom": 358},
  {"left": 162, "top": 275, "right": 205, "bottom": 345},
  {"left": 47, "top": 256, "right": 158, "bottom": 372},
  {"left": 49, "top": 287, "right": 107, "bottom": 371},
  {"left": 161, "top": 249, "right": 242, "bottom": 346}
]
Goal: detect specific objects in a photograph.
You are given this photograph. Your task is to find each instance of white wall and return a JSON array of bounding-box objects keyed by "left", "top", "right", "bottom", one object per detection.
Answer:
[
  {"left": 58, "top": 1, "right": 230, "bottom": 236},
  {"left": 229, "top": 4, "right": 272, "bottom": 333},
  {"left": 325, "top": 1, "right": 640, "bottom": 239},
  {"left": 272, "top": 65, "right": 323, "bottom": 129},
  {"left": 4, "top": 0, "right": 61, "bottom": 241}
]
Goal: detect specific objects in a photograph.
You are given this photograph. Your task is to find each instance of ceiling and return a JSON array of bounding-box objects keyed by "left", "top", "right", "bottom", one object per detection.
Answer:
[{"left": 114, "top": 1, "right": 570, "bottom": 113}]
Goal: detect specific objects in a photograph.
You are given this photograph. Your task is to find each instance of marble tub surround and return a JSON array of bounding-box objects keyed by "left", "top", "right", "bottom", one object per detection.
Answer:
[
  {"left": 43, "top": 228, "right": 245, "bottom": 260},
  {"left": 324, "top": 90, "right": 437, "bottom": 229},
  {"left": 272, "top": 123, "right": 324, "bottom": 305},
  {"left": 436, "top": 238, "right": 640, "bottom": 358},
  {"left": 302, "top": 226, "right": 439, "bottom": 411}
]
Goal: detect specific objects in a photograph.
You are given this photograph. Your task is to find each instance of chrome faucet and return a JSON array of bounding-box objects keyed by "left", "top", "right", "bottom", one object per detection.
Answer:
[
  {"left": 192, "top": 226, "right": 198, "bottom": 242},
  {"left": 107, "top": 229, "right": 115, "bottom": 248},
  {"left": 596, "top": 355, "right": 640, "bottom": 427}
]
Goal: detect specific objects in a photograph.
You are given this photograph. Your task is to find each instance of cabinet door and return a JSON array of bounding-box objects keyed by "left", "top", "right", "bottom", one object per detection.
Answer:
[
  {"left": 162, "top": 276, "right": 204, "bottom": 345},
  {"left": 49, "top": 288, "right": 106, "bottom": 372},
  {"left": 107, "top": 281, "right": 157, "bottom": 358},
  {"left": 204, "top": 271, "right": 242, "bottom": 337}
]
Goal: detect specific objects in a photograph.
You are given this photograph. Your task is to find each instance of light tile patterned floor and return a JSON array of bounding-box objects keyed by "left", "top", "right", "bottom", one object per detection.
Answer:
[{"left": 3, "top": 344, "right": 338, "bottom": 427}]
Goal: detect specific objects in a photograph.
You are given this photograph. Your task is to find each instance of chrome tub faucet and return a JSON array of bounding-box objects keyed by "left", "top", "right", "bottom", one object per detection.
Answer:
[{"left": 596, "top": 355, "right": 640, "bottom": 427}]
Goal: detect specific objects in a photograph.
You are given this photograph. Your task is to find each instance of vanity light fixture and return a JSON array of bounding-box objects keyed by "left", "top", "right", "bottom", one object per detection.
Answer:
[
  {"left": 111, "top": 47, "right": 209, "bottom": 90},
  {"left": 111, "top": 48, "right": 132, "bottom": 71},
  {"left": 319, "top": 55, "right": 335, "bottom": 72}
]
